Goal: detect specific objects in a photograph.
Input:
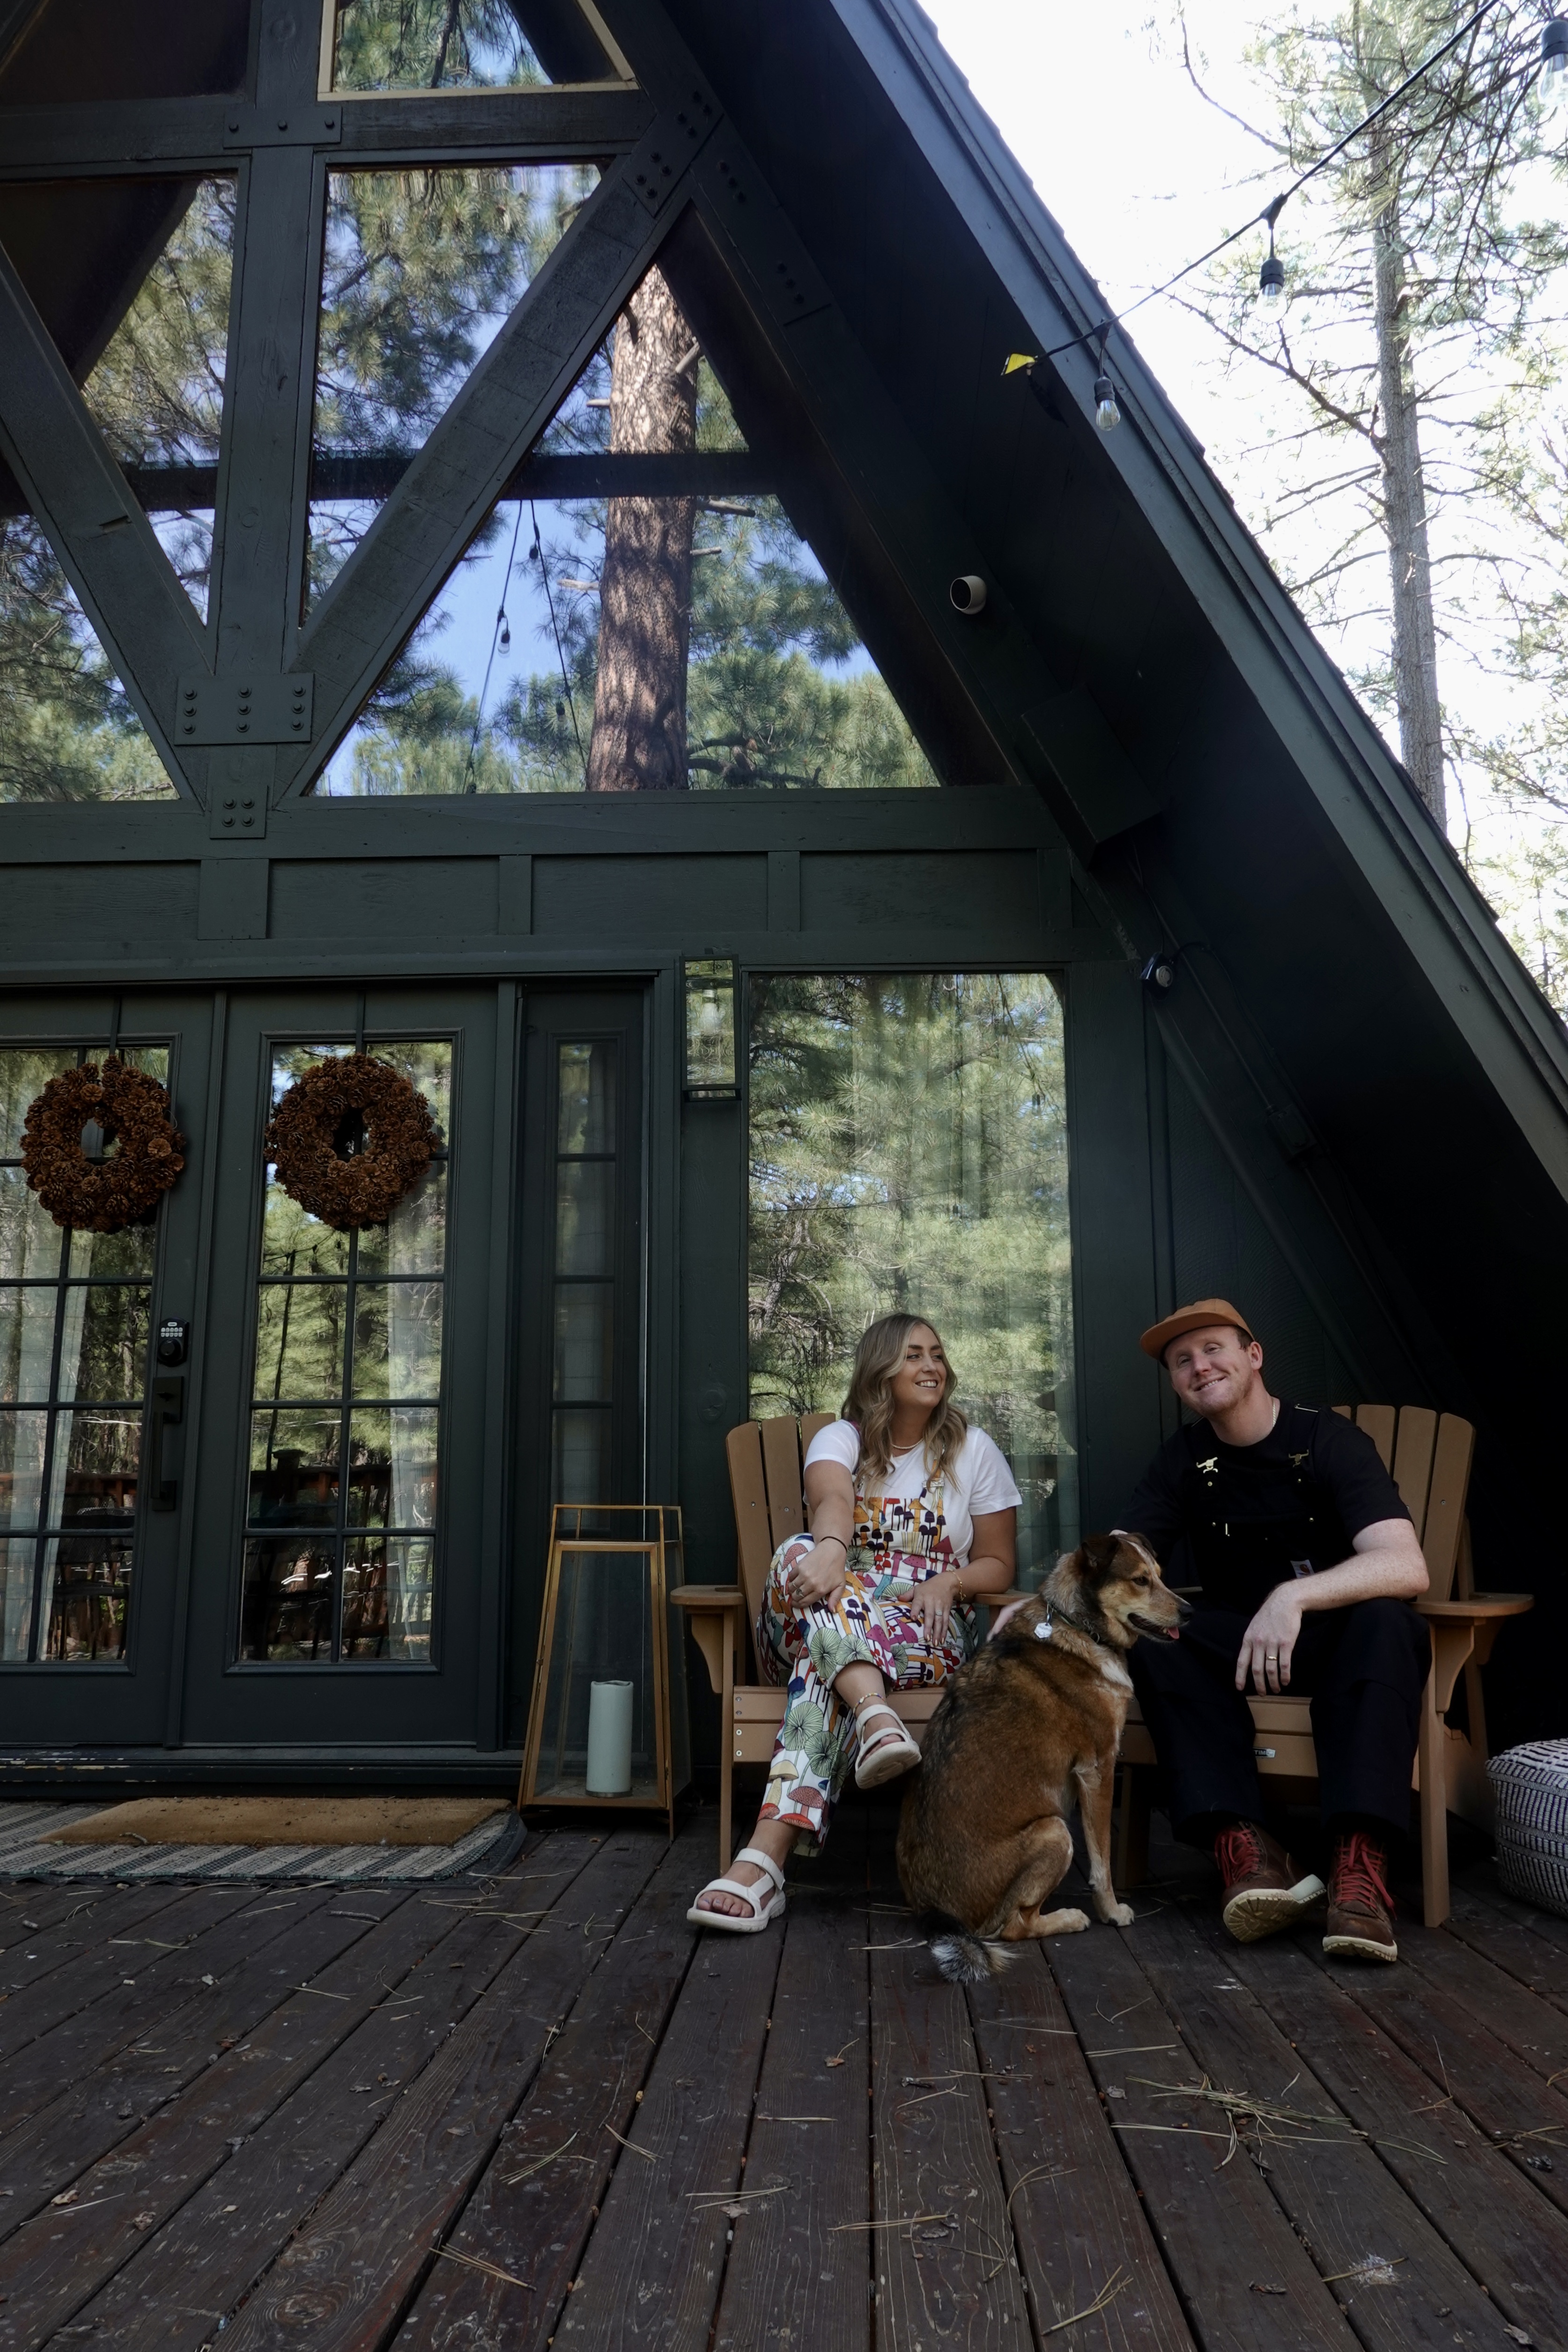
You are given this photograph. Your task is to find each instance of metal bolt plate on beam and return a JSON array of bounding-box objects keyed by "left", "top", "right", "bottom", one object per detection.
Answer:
[
  {"left": 176, "top": 673, "right": 314, "bottom": 747},
  {"left": 625, "top": 89, "right": 721, "bottom": 215},
  {"left": 222, "top": 105, "right": 342, "bottom": 148}
]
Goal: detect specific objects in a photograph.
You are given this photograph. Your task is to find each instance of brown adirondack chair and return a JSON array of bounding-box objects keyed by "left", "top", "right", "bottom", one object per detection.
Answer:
[
  {"left": 1115, "top": 1404, "right": 1532, "bottom": 1926},
  {"left": 672, "top": 1413, "right": 1026, "bottom": 1870}
]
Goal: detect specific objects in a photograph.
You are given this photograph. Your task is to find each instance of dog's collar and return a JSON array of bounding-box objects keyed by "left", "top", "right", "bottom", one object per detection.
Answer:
[{"left": 1033, "top": 1598, "right": 1109, "bottom": 1649}]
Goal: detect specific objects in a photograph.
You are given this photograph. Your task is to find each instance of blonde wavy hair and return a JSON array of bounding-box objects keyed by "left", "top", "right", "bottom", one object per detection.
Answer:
[{"left": 841, "top": 1312, "right": 968, "bottom": 1485}]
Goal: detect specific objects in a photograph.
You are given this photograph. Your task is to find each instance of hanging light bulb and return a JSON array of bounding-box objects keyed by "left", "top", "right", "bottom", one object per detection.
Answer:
[
  {"left": 1258, "top": 226, "right": 1286, "bottom": 310},
  {"left": 1093, "top": 368, "right": 1121, "bottom": 432},
  {"left": 498, "top": 610, "right": 510, "bottom": 649},
  {"left": 1543, "top": 16, "right": 1568, "bottom": 107}
]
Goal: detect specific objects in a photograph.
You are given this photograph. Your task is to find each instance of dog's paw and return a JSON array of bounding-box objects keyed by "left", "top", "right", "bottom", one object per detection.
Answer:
[
  {"left": 1103, "top": 1901, "right": 1136, "bottom": 1929},
  {"left": 1042, "top": 1907, "right": 1090, "bottom": 1936}
]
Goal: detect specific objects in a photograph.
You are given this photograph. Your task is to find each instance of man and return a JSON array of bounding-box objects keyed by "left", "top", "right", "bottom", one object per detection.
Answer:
[{"left": 1124, "top": 1299, "right": 1430, "bottom": 1962}]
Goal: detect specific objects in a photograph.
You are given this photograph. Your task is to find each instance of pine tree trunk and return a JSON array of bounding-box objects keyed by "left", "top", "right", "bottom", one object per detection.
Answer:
[
  {"left": 584, "top": 268, "right": 697, "bottom": 793},
  {"left": 1370, "top": 165, "right": 1445, "bottom": 828}
]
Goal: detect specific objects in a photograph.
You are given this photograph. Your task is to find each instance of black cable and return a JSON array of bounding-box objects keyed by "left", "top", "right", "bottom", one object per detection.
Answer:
[
  {"left": 460, "top": 497, "right": 525, "bottom": 795},
  {"left": 531, "top": 497, "right": 588, "bottom": 788},
  {"left": 1030, "top": 0, "right": 1507, "bottom": 370}
]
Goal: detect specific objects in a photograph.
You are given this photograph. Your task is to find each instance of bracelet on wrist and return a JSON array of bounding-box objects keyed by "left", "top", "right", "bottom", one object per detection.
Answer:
[{"left": 815, "top": 1532, "right": 849, "bottom": 1557}]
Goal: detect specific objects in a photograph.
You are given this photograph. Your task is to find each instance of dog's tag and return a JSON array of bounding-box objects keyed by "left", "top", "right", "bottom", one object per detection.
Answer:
[{"left": 1034, "top": 1619, "right": 1053, "bottom": 1642}]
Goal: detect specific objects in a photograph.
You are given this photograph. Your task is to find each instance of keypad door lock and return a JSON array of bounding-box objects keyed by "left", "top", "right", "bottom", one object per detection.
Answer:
[{"left": 156, "top": 1317, "right": 189, "bottom": 1367}]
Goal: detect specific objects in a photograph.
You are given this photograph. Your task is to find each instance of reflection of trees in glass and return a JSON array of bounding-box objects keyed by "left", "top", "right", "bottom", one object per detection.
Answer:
[
  {"left": 0, "top": 177, "right": 233, "bottom": 802},
  {"left": 333, "top": 0, "right": 551, "bottom": 91},
  {"left": 748, "top": 974, "right": 1076, "bottom": 1571}
]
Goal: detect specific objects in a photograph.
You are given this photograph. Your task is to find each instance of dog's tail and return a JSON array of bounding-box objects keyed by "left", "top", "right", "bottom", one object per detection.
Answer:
[{"left": 919, "top": 1910, "right": 1016, "bottom": 1984}]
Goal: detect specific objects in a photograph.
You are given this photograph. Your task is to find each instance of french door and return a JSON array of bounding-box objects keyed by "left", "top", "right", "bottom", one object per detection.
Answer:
[{"left": 0, "top": 992, "right": 215, "bottom": 1747}]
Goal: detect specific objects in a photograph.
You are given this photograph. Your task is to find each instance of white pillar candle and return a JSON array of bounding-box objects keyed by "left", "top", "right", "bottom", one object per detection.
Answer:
[{"left": 585, "top": 1679, "right": 635, "bottom": 1796}]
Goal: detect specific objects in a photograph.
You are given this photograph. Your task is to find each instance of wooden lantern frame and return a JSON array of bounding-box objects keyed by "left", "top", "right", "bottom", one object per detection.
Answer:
[{"left": 517, "top": 1503, "right": 681, "bottom": 1837}]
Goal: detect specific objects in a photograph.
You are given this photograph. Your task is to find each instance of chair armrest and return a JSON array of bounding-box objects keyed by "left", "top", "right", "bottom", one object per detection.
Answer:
[
  {"left": 1415, "top": 1594, "right": 1534, "bottom": 1620},
  {"left": 669, "top": 1585, "right": 746, "bottom": 1609}
]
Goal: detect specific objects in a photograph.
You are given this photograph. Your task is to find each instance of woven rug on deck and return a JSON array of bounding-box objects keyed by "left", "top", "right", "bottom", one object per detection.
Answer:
[{"left": 0, "top": 1797, "right": 526, "bottom": 1882}]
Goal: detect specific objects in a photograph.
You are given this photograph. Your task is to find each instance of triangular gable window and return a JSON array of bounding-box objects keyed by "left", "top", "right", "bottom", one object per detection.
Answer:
[
  {"left": 309, "top": 266, "right": 938, "bottom": 794},
  {"left": 328, "top": 0, "right": 633, "bottom": 92},
  {"left": 0, "top": 526, "right": 177, "bottom": 803},
  {"left": 0, "top": 0, "right": 249, "bottom": 103}
]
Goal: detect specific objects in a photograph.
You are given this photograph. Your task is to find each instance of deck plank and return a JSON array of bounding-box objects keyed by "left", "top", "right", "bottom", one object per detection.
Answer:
[
  {"left": 1317, "top": 1933, "right": 1568, "bottom": 2226},
  {"left": 394, "top": 1821, "right": 710, "bottom": 2352},
  {"left": 1396, "top": 1915, "right": 1568, "bottom": 2084},
  {"left": 1046, "top": 1919, "right": 1357, "bottom": 2351},
  {"left": 869, "top": 1931, "right": 1031, "bottom": 2350},
  {"left": 548, "top": 1877, "right": 783, "bottom": 2352},
  {"left": 711, "top": 1886, "right": 872, "bottom": 2352},
  {"left": 966, "top": 1949, "right": 1195, "bottom": 2352},
  {"left": 1226, "top": 1932, "right": 1568, "bottom": 2350},
  {"left": 0, "top": 1881, "right": 207, "bottom": 2064},
  {"left": 0, "top": 1879, "right": 488, "bottom": 2347},
  {"left": 214, "top": 1832, "right": 663, "bottom": 2352},
  {"left": 1441, "top": 1883, "right": 1568, "bottom": 2012},
  {"left": 1127, "top": 1901, "right": 1506, "bottom": 2350},
  {"left": 59, "top": 1841, "right": 609, "bottom": 2352}
]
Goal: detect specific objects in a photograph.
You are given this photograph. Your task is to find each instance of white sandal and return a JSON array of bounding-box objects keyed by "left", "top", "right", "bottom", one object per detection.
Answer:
[
  {"left": 687, "top": 1844, "right": 787, "bottom": 1933},
  {"left": 853, "top": 1698, "right": 921, "bottom": 1789}
]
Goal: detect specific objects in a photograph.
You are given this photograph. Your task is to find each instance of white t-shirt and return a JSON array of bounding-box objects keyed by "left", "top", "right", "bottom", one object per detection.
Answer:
[{"left": 803, "top": 1420, "right": 1021, "bottom": 1567}]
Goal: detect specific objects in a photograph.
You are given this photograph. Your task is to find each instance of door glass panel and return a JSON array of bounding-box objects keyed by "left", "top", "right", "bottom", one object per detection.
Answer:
[
  {"left": 550, "top": 1039, "right": 618, "bottom": 1502},
  {"left": 328, "top": 0, "right": 629, "bottom": 90},
  {"left": 747, "top": 975, "right": 1079, "bottom": 1575},
  {"left": 0, "top": 1042, "right": 169, "bottom": 1660},
  {"left": 241, "top": 1037, "right": 451, "bottom": 1663}
]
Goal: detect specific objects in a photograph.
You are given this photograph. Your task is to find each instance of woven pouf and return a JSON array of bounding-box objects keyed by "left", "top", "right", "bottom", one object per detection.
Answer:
[{"left": 1489, "top": 1740, "right": 1568, "bottom": 1916}]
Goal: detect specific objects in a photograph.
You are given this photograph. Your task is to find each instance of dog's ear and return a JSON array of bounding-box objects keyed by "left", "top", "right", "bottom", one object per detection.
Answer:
[{"left": 1078, "top": 1532, "right": 1122, "bottom": 1587}]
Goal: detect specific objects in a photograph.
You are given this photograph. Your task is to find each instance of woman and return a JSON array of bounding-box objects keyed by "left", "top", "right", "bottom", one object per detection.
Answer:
[{"left": 688, "top": 1312, "right": 1020, "bottom": 1929}]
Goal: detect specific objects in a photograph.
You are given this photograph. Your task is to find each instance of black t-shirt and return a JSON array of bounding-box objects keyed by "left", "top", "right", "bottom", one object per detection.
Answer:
[{"left": 1124, "top": 1401, "right": 1411, "bottom": 1613}]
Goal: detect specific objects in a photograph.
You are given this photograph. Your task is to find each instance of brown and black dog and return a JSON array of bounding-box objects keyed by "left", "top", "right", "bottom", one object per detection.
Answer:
[{"left": 897, "top": 1532, "right": 1188, "bottom": 1981}]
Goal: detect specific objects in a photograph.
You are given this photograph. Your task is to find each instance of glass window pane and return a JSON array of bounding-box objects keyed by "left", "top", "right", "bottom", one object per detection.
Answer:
[
  {"left": 307, "top": 166, "right": 598, "bottom": 610},
  {"left": 342, "top": 1536, "right": 433, "bottom": 1663},
  {"left": 253, "top": 1282, "right": 349, "bottom": 1402},
  {"left": 356, "top": 1162, "right": 447, "bottom": 1278},
  {"left": 240, "top": 1537, "right": 336, "bottom": 1662},
  {"left": 747, "top": 973, "right": 1077, "bottom": 1571},
  {"left": 56, "top": 1285, "right": 151, "bottom": 1404},
  {"left": 330, "top": 0, "right": 626, "bottom": 91},
  {"left": 0, "top": 1412, "right": 48, "bottom": 1531},
  {"left": 558, "top": 1040, "right": 615, "bottom": 1154},
  {"left": 555, "top": 1161, "right": 613, "bottom": 1276},
  {"left": 39, "top": 1532, "right": 132, "bottom": 1662},
  {"left": 46, "top": 1406, "right": 141, "bottom": 1529},
  {"left": 262, "top": 1180, "right": 352, "bottom": 1280},
  {"left": 554, "top": 1284, "right": 612, "bottom": 1403},
  {"left": 0, "top": 521, "right": 178, "bottom": 802},
  {"left": 346, "top": 1407, "right": 438, "bottom": 1529},
  {"left": 0, "top": 1287, "right": 59, "bottom": 1405},
  {"left": 0, "top": 0, "right": 250, "bottom": 103},
  {"left": 553, "top": 1406, "right": 609, "bottom": 1503},
  {"left": 0, "top": 1168, "right": 63, "bottom": 1282},
  {"left": 348, "top": 1283, "right": 443, "bottom": 1400},
  {"left": 248, "top": 1409, "right": 342, "bottom": 1528},
  {"left": 68, "top": 1222, "right": 159, "bottom": 1280},
  {"left": 0, "top": 1049, "right": 75, "bottom": 1155},
  {"left": 0, "top": 1537, "right": 34, "bottom": 1662},
  {"left": 368, "top": 1039, "right": 452, "bottom": 1143}
]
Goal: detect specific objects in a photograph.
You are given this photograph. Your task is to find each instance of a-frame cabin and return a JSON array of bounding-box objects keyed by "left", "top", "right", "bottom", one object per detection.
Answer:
[{"left": 0, "top": 0, "right": 1561, "bottom": 1790}]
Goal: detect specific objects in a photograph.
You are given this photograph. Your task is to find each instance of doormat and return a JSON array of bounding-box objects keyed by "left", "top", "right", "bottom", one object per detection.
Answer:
[{"left": 0, "top": 1797, "right": 525, "bottom": 1883}]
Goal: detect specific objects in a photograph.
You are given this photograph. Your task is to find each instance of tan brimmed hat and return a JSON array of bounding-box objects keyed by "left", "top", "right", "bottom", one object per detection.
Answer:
[{"left": 1139, "top": 1298, "right": 1254, "bottom": 1363}]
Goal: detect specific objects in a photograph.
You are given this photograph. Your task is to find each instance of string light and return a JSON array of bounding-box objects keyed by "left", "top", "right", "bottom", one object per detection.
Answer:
[
  {"left": 1543, "top": 16, "right": 1568, "bottom": 108},
  {"left": 1002, "top": 0, "right": 1504, "bottom": 417}
]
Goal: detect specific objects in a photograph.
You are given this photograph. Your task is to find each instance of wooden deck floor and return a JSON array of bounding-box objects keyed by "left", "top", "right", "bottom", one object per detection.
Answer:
[{"left": 0, "top": 1800, "right": 1565, "bottom": 2352}]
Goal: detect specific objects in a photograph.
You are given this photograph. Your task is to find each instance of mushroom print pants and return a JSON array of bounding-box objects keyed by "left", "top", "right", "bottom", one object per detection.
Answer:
[{"left": 755, "top": 1481, "right": 979, "bottom": 1852}]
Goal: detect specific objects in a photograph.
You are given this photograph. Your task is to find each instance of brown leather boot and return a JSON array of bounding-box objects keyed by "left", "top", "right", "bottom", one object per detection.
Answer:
[
  {"left": 1215, "top": 1821, "right": 1325, "bottom": 1943},
  {"left": 1323, "top": 1829, "right": 1398, "bottom": 1962}
]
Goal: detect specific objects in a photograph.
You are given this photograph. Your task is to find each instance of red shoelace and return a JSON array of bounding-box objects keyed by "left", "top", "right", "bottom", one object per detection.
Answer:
[
  {"left": 1330, "top": 1830, "right": 1391, "bottom": 1916},
  {"left": 1214, "top": 1823, "right": 1270, "bottom": 1889}
]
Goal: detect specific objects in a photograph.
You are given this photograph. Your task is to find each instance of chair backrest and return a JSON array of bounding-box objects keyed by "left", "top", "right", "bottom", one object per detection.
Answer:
[
  {"left": 725, "top": 1413, "right": 836, "bottom": 1632},
  {"left": 1331, "top": 1404, "right": 1473, "bottom": 1602}
]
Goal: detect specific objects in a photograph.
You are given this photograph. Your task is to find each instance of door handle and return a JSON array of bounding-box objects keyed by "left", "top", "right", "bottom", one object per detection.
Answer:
[{"left": 149, "top": 1376, "right": 184, "bottom": 1512}]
